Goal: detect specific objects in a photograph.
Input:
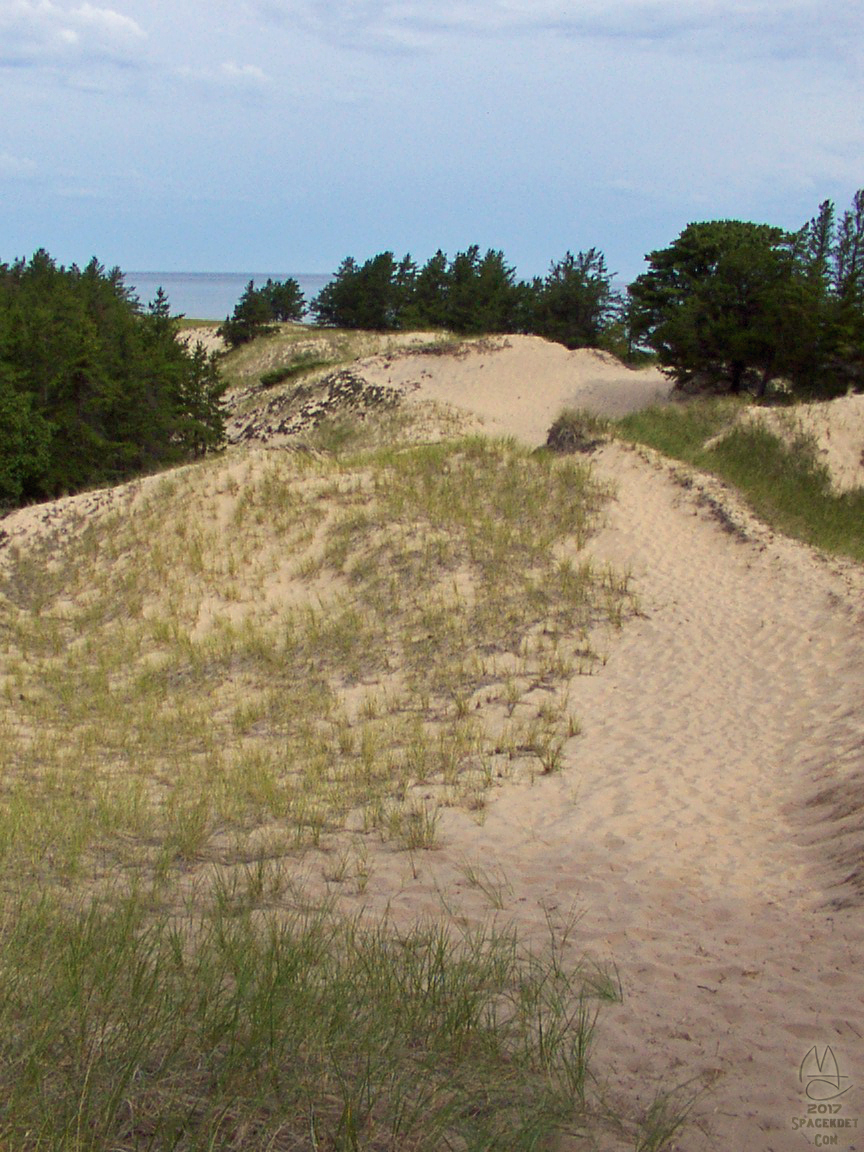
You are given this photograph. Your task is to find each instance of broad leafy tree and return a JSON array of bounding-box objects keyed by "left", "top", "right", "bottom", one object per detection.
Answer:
[{"left": 629, "top": 220, "right": 800, "bottom": 395}]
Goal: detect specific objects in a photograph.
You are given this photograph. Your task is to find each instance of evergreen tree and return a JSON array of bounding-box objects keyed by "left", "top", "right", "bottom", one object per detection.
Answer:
[
  {"left": 175, "top": 342, "right": 228, "bottom": 457},
  {"left": 310, "top": 254, "right": 406, "bottom": 329},
  {"left": 0, "top": 366, "right": 52, "bottom": 505},
  {"left": 404, "top": 250, "right": 450, "bottom": 328},
  {"left": 218, "top": 280, "right": 277, "bottom": 347},
  {"left": 794, "top": 191, "right": 864, "bottom": 393},
  {"left": 529, "top": 249, "right": 618, "bottom": 349},
  {"left": 0, "top": 251, "right": 227, "bottom": 504},
  {"left": 835, "top": 190, "right": 864, "bottom": 305},
  {"left": 443, "top": 247, "right": 522, "bottom": 334},
  {"left": 262, "top": 278, "right": 306, "bottom": 323},
  {"left": 309, "top": 258, "right": 359, "bottom": 327}
]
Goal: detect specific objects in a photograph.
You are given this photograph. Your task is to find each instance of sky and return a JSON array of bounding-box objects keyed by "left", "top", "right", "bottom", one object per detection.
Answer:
[{"left": 2, "top": 0, "right": 863, "bottom": 284}]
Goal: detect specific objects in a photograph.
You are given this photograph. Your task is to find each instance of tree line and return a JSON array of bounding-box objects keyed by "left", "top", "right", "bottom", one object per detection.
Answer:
[
  {"left": 4, "top": 191, "right": 861, "bottom": 510},
  {"left": 0, "top": 250, "right": 226, "bottom": 508},
  {"left": 223, "top": 191, "right": 864, "bottom": 402},
  {"left": 219, "top": 247, "right": 621, "bottom": 354}
]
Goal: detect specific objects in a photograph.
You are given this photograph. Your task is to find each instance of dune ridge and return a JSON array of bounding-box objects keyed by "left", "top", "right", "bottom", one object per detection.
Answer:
[{"left": 2, "top": 334, "right": 862, "bottom": 1150}]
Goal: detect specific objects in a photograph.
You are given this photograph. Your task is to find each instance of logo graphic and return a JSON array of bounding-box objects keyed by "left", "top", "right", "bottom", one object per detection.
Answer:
[{"left": 800, "top": 1046, "right": 853, "bottom": 1102}]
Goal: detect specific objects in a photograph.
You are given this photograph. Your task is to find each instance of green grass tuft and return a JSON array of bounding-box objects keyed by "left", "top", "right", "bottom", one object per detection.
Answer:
[
  {"left": 0, "top": 887, "right": 623, "bottom": 1151},
  {"left": 615, "top": 398, "right": 864, "bottom": 561}
]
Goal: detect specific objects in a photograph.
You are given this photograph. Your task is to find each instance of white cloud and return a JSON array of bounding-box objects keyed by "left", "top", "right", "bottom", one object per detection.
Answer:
[
  {"left": 221, "top": 60, "right": 270, "bottom": 85},
  {"left": 174, "top": 59, "right": 271, "bottom": 91},
  {"left": 0, "top": 0, "right": 145, "bottom": 69},
  {"left": 0, "top": 151, "right": 37, "bottom": 177},
  {"left": 76, "top": 3, "right": 144, "bottom": 42},
  {"left": 253, "top": 0, "right": 861, "bottom": 59}
]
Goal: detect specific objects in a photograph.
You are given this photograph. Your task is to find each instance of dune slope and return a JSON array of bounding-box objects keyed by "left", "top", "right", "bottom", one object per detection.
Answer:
[{"left": 2, "top": 335, "right": 862, "bottom": 1150}]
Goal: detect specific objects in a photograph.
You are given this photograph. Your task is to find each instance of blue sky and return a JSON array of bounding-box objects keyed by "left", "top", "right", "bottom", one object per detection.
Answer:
[{"left": 2, "top": 0, "right": 862, "bottom": 283}]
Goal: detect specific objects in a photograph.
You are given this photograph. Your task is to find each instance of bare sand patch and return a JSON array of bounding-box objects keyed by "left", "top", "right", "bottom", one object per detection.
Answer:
[
  {"left": 356, "top": 344, "right": 863, "bottom": 1149},
  {"left": 280, "top": 338, "right": 864, "bottom": 1148},
  {"left": 302, "top": 432, "right": 864, "bottom": 1149},
  {"left": 178, "top": 325, "right": 226, "bottom": 356},
  {"left": 358, "top": 334, "right": 672, "bottom": 444}
]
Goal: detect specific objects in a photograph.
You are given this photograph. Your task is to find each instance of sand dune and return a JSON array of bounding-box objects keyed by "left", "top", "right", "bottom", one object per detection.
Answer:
[
  {"left": 323, "top": 338, "right": 864, "bottom": 1148},
  {"left": 740, "top": 392, "right": 864, "bottom": 491},
  {"left": 358, "top": 334, "right": 672, "bottom": 440},
  {"left": 391, "top": 440, "right": 864, "bottom": 1149},
  {"left": 3, "top": 335, "right": 862, "bottom": 1149}
]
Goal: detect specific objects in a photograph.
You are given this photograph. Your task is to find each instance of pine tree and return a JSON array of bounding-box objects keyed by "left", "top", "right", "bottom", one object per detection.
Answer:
[{"left": 0, "top": 251, "right": 228, "bottom": 504}]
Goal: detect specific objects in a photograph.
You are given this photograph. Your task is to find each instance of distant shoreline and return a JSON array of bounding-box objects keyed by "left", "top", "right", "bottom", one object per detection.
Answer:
[{"left": 125, "top": 271, "right": 331, "bottom": 322}]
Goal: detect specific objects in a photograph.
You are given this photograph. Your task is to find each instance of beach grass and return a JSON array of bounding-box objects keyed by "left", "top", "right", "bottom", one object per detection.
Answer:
[
  {"left": 615, "top": 398, "right": 864, "bottom": 562},
  {"left": 0, "top": 431, "right": 629, "bottom": 888},
  {"left": 0, "top": 401, "right": 691, "bottom": 1147},
  {"left": 0, "top": 884, "right": 621, "bottom": 1151},
  {"left": 216, "top": 324, "right": 460, "bottom": 397}
]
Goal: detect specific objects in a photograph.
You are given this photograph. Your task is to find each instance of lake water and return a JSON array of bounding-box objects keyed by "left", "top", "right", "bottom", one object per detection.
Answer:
[{"left": 125, "top": 272, "right": 332, "bottom": 322}]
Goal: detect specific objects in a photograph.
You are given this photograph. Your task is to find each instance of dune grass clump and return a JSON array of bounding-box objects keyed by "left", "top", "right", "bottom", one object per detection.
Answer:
[
  {"left": 218, "top": 325, "right": 460, "bottom": 398},
  {"left": 615, "top": 398, "right": 864, "bottom": 561},
  {"left": 614, "top": 396, "right": 742, "bottom": 460},
  {"left": 702, "top": 423, "right": 864, "bottom": 559},
  {"left": 0, "top": 886, "right": 622, "bottom": 1151},
  {"left": 0, "top": 401, "right": 693, "bottom": 1150},
  {"left": 546, "top": 408, "right": 611, "bottom": 454}
]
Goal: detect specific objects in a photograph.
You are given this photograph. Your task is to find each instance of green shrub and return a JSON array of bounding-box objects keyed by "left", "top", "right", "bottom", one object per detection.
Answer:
[{"left": 259, "top": 355, "right": 332, "bottom": 389}]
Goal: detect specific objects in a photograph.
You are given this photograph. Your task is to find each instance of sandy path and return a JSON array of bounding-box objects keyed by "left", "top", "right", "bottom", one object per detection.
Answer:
[
  {"left": 507, "top": 443, "right": 864, "bottom": 1149},
  {"left": 346, "top": 345, "right": 864, "bottom": 1149},
  {"left": 365, "top": 440, "right": 864, "bottom": 1150}
]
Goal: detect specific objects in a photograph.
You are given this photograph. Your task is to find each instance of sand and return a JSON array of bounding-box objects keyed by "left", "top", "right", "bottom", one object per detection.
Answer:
[
  {"left": 323, "top": 338, "right": 864, "bottom": 1149},
  {"left": 740, "top": 392, "right": 864, "bottom": 492},
  {"left": 358, "top": 334, "right": 673, "bottom": 436},
  {"left": 3, "top": 336, "right": 863, "bottom": 1149}
]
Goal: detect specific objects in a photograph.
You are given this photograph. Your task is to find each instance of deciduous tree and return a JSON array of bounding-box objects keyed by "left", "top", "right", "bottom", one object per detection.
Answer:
[
  {"left": 629, "top": 220, "right": 798, "bottom": 395},
  {"left": 629, "top": 194, "right": 864, "bottom": 398}
]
